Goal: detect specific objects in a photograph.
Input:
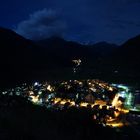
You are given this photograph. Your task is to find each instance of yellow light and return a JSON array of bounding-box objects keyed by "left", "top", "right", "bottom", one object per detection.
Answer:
[
  {"left": 60, "top": 100, "right": 67, "bottom": 105},
  {"left": 109, "top": 87, "right": 113, "bottom": 91},
  {"left": 80, "top": 102, "right": 88, "bottom": 107},
  {"left": 114, "top": 111, "right": 120, "bottom": 117},
  {"left": 95, "top": 100, "right": 106, "bottom": 106},
  {"left": 47, "top": 85, "right": 53, "bottom": 92},
  {"left": 88, "top": 82, "right": 91, "bottom": 85},
  {"left": 30, "top": 95, "right": 39, "bottom": 103},
  {"left": 70, "top": 101, "right": 75, "bottom": 106},
  {"left": 29, "top": 91, "right": 34, "bottom": 96},
  {"left": 72, "top": 59, "right": 82, "bottom": 66},
  {"left": 121, "top": 109, "right": 129, "bottom": 114},
  {"left": 107, "top": 117, "right": 116, "bottom": 122},
  {"left": 79, "top": 82, "right": 83, "bottom": 85},
  {"left": 54, "top": 98, "right": 61, "bottom": 104},
  {"left": 112, "top": 94, "right": 119, "bottom": 107},
  {"left": 107, "top": 122, "right": 124, "bottom": 127}
]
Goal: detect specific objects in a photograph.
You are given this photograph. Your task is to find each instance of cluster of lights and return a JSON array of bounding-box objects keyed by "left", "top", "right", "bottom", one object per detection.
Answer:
[{"left": 1, "top": 80, "right": 132, "bottom": 128}]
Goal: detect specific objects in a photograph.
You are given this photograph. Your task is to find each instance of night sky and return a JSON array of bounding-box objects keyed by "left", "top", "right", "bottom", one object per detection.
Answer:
[{"left": 0, "top": 0, "right": 140, "bottom": 44}]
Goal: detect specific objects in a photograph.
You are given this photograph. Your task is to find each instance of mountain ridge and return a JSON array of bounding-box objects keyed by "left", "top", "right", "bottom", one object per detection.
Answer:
[{"left": 0, "top": 27, "right": 140, "bottom": 88}]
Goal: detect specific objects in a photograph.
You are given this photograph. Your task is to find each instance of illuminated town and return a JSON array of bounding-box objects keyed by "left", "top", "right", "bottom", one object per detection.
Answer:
[{"left": 1, "top": 79, "right": 139, "bottom": 128}]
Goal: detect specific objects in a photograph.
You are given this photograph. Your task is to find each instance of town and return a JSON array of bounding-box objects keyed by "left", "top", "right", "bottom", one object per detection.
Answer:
[{"left": 1, "top": 79, "right": 136, "bottom": 128}]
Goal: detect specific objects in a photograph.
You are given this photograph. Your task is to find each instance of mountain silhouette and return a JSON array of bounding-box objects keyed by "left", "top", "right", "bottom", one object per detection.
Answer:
[
  {"left": 0, "top": 27, "right": 37, "bottom": 87},
  {"left": 109, "top": 35, "right": 140, "bottom": 78},
  {"left": 0, "top": 27, "right": 140, "bottom": 88}
]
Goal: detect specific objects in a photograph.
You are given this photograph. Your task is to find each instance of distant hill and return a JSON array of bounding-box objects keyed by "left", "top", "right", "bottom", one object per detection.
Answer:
[
  {"left": 37, "top": 37, "right": 117, "bottom": 57},
  {"left": 110, "top": 35, "right": 140, "bottom": 74},
  {"left": 36, "top": 37, "right": 90, "bottom": 66},
  {"left": 122, "top": 35, "right": 140, "bottom": 49},
  {"left": 36, "top": 37, "right": 117, "bottom": 67},
  {"left": 0, "top": 27, "right": 32, "bottom": 61},
  {"left": 0, "top": 27, "right": 37, "bottom": 87},
  {"left": 120, "top": 35, "right": 140, "bottom": 64}
]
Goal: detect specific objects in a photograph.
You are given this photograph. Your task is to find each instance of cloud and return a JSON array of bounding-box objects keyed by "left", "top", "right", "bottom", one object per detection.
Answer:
[
  {"left": 14, "top": 1, "right": 140, "bottom": 44},
  {"left": 15, "top": 9, "right": 67, "bottom": 40}
]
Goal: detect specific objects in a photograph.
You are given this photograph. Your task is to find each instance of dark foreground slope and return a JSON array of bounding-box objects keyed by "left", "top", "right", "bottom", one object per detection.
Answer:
[{"left": 0, "top": 94, "right": 138, "bottom": 140}]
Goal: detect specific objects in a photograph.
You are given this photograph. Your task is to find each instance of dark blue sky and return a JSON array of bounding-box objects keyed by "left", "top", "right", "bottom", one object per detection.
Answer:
[{"left": 0, "top": 0, "right": 140, "bottom": 44}]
